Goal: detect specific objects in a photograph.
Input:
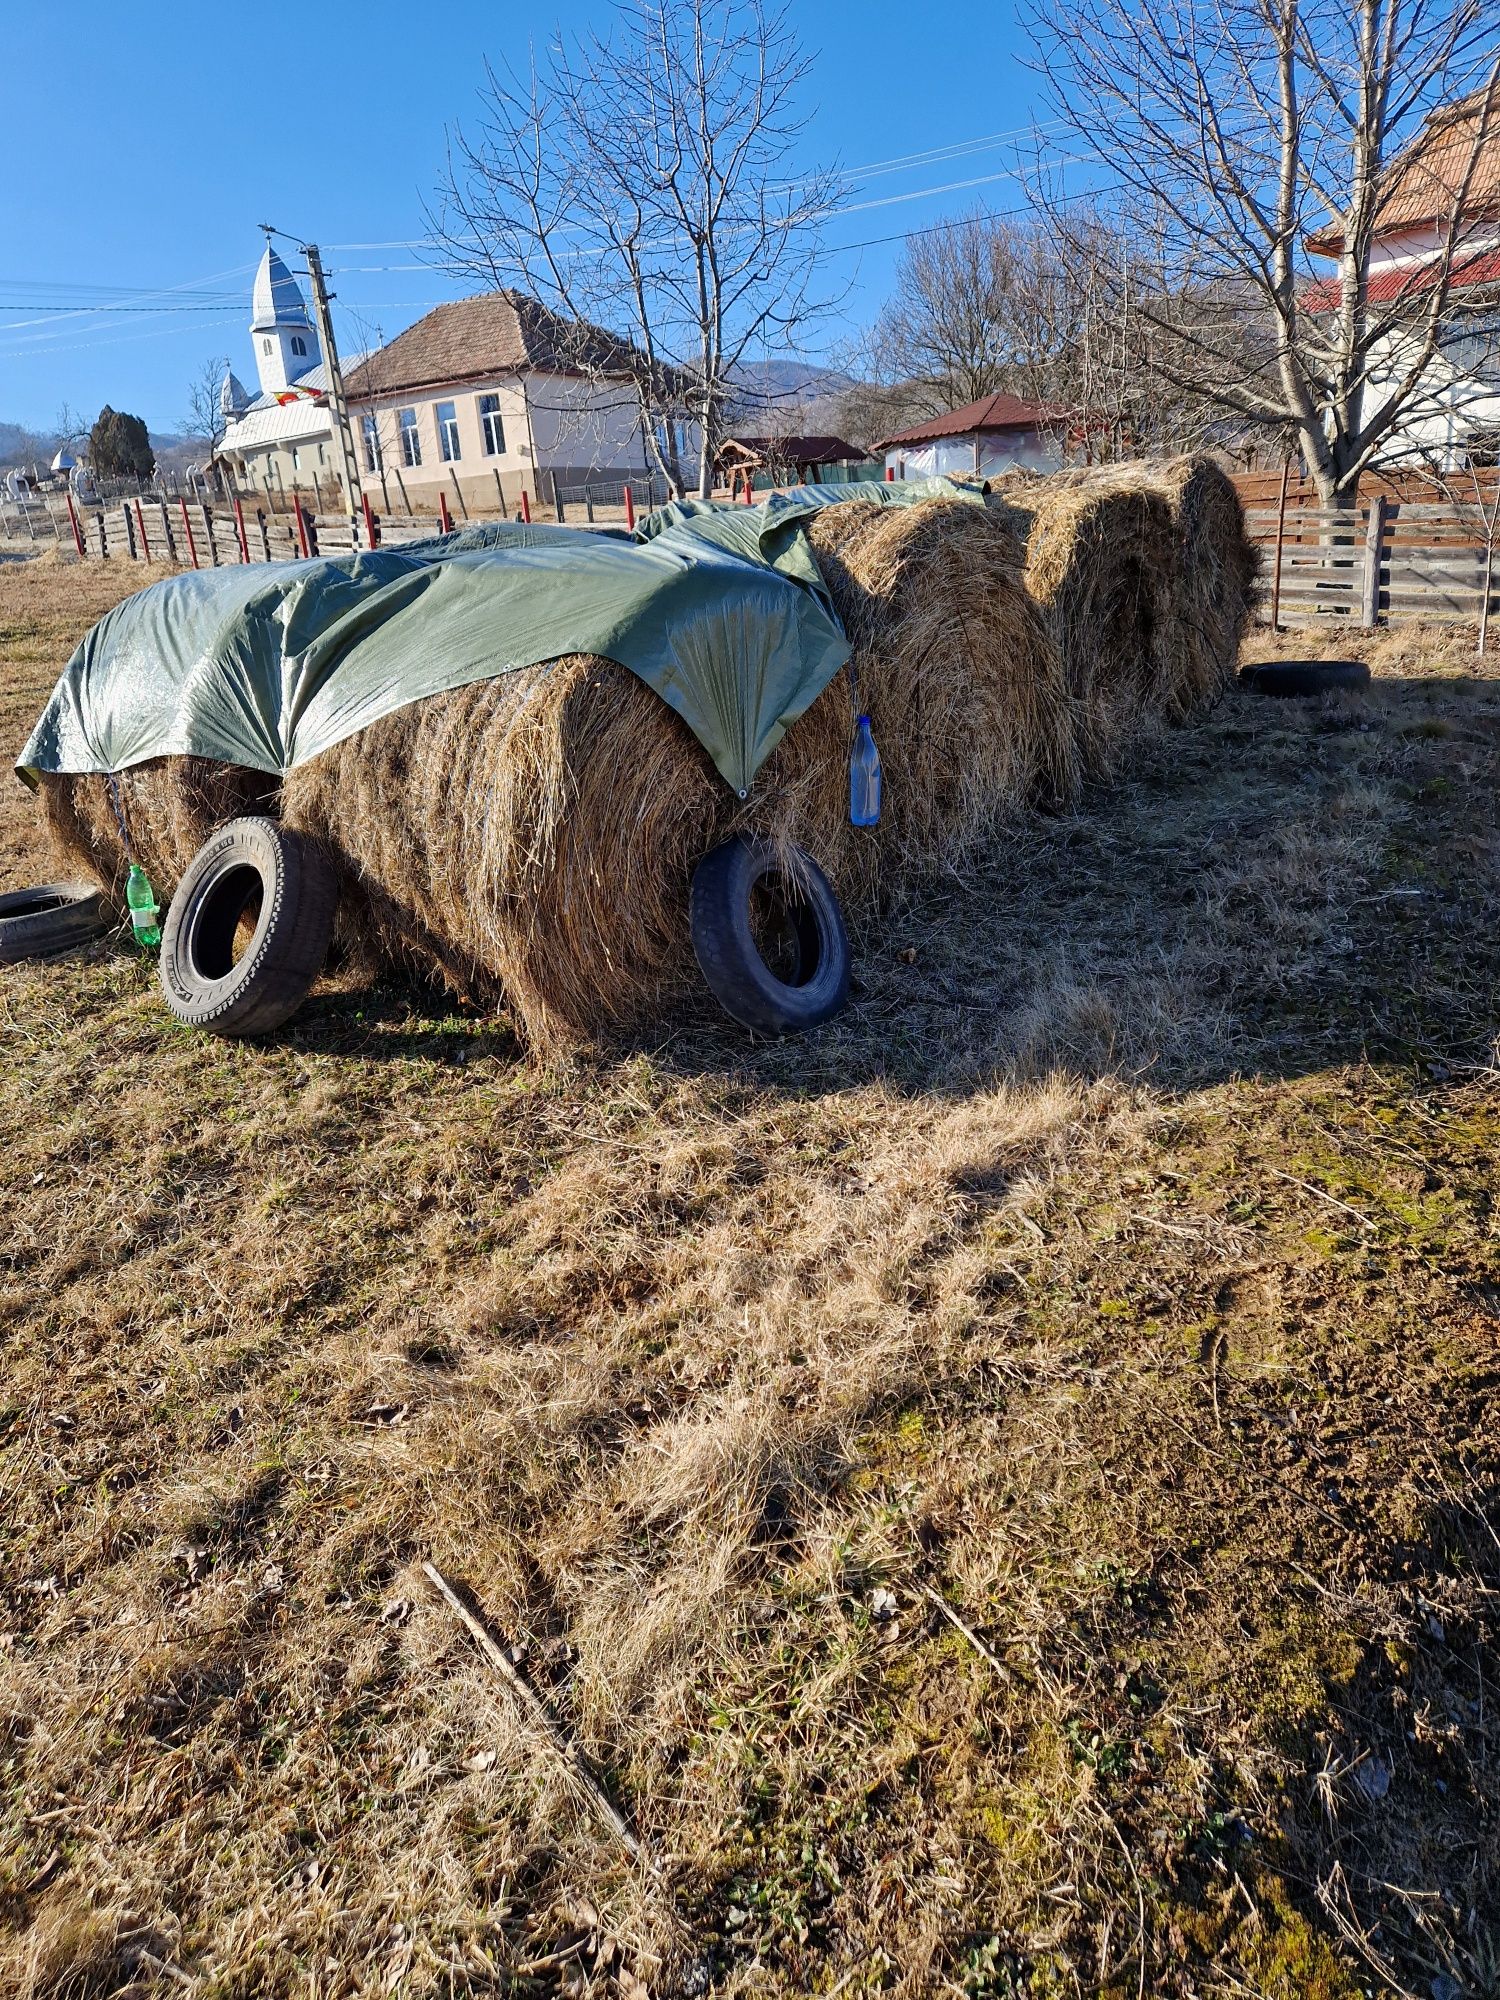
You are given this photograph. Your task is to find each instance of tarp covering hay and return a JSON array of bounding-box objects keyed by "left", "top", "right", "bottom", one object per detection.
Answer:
[
  {"left": 278, "top": 498, "right": 1068, "bottom": 1048},
  {"left": 991, "top": 455, "right": 1258, "bottom": 773}
]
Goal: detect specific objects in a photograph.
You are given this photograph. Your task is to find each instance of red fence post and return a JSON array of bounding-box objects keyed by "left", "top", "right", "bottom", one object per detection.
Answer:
[
  {"left": 232, "top": 494, "right": 250, "bottom": 563},
  {"left": 885, "top": 465, "right": 895, "bottom": 481},
  {"left": 64, "top": 490, "right": 85, "bottom": 557},
  {"left": 179, "top": 499, "right": 200, "bottom": 569},
  {"left": 361, "top": 492, "right": 379, "bottom": 550},
  {"left": 134, "top": 497, "right": 151, "bottom": 560},
  {"left": 623, "top": 483, "right": 635, "bottom": 533},
  {"left": 293, "top": 493, "right": 311, "bottom": 560},
  {"left": 520, "top": 488, "right": 531, "bottom": 524},
  {"left": 438, "top": 490, "right": 453, "bottom": 535}
]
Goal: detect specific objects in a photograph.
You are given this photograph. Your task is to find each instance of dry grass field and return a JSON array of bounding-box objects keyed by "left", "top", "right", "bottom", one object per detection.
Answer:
[{"left": 1, "top": 554, "right": 1498, "bottom": 1999}]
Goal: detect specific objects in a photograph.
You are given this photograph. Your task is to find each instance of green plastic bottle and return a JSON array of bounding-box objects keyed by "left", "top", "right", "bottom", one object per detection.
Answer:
[{"left": 125, "top": 863, "right": 161, "bottom": 949}]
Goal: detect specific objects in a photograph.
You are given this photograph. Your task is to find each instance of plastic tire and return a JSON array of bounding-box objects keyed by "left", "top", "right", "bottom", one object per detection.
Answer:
[
  {"left": 159, "top": 817, "right": 337, "bottom": 1038},
  {"left": 690, "top": 835, "right": 851, "bottom": 1034},
  {"left": 0, "top": 883, "right": 112, "bottom": 964},
  {"left": 1240, "top": 659, "right": 1371, "bottom": 697}
]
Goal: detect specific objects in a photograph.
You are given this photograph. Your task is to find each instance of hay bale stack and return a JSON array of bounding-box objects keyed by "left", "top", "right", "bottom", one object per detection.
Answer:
[
  {"left": 39, "top": 759, "right": 278, "bottom": 909},
  {"left": 989, "top": 470, "right": 1181, "bottom": 775},
  {"left": 1137, "top": 455, "right": 1260, "bottom": 713},
  {"left": 804, "top": 499, "right": 1078, "bottom": 838},
  {"left": 991, "top": 456, "right": 1259, "bottom": 769},
  {"left": 282, "top": 497, "right": 1071, "bottom": 1049}
]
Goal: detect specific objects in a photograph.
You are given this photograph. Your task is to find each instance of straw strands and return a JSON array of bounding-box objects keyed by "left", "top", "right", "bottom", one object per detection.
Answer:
[
  {"left": 36, "top": 474, "right": 1254, "bottom": 1050},
  {"left": 278, "top": 499, "right": 1066, "bottom": 1048},
  {"left": 991, "top": 455, "right": 1258, "bottom": 773},
  {"left": 40, "top": 758, "right": 277, "bottom": 907}
]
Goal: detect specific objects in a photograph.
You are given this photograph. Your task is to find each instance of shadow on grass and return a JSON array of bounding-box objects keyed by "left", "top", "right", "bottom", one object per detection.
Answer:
[{"left": 270, "top": 673, "right": 1500, "bottom": 1097}]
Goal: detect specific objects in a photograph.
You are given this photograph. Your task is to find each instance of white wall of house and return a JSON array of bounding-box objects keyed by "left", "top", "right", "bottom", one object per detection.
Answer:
[
  {"left": 1316, "top": 219, "right": 1500, "bottom": 471},
  {"left": 1365, "top": 326, "right": 1500, "bottom": 470},
  {"left": 883, "top": 431, "right": 1062, "bottom": 480},
  {"left": 524, "top": 374, "right": 651, "bottom": 472},
  {"left": 349, "top": 371, "right": 683, "bottom": 507},
  {"left": 354, "top": 378, "right": 535, "bottom": 499}
]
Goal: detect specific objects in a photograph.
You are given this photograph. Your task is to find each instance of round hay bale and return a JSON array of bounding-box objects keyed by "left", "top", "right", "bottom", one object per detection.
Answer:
[
  {"left": 804, "top": 499, "right": 1079, "bottom": 845},
  {"left": 38, "top": 758, "right": 278, "bottom": 911},
  {"left": 990, "top": 470, "right": 1180, "bottom": 775},
  {"left": 1137, "top": 454, "right": 1261, "bottom": 713},
  {"left": 282, "top": 497, "right": 1072, "bottom": 1050}
]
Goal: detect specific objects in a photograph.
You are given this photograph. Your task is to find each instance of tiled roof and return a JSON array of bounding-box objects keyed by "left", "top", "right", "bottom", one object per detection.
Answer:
[
  {"left": 717, "top": 434, "right": 867, "bottom": 463},
  {"left": 873, "top": 391, "right": 1061, "bottom": 451},
  {"left": 1307, "top": 87, "right": 1500, "bottom": 255},
  {"left": 1301, "top": 243, "right": 1500, "bottom": 311},
  {"left": 345, "top": 291, "right": 636, "bottom": 399}
]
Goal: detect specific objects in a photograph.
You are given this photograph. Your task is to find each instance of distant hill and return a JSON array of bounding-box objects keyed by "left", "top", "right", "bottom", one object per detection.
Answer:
[{"left": 725, "top": 361, "right": 862, "bottom": 440}]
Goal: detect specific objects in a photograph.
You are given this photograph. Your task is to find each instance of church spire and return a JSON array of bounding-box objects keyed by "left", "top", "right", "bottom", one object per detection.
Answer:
[{"left": 249, "top": 238, "right": 321, "bottom": 395}]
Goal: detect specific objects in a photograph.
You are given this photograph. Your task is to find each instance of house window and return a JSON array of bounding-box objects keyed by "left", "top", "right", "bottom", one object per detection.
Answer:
[
  {"left": 291, "top": 446, "right": 301, "bottom": 472},
  {"left": 399, "top": 407, "right": 422, "bottom": 467},
  {"left": 262, "top": 339, "right": 272, "bottom": 356},
  {"left": 361, "top": 413, "right": 383, "bottom": 473},
  {"left": 317, "top": 442, "right": 326, "bottom": 466},
  {"left": 291, "top": 334, "right": 307, "bottom": 357},
  {"left": 435, "top": 400, "right": 461, "bottom": 462},
  {"left": 477, "top": 393, "right": 505, "bottom": 456}
]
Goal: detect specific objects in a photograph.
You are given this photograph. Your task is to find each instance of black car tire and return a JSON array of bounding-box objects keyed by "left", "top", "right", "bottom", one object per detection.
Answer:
[
  {"left": 159, "top": 817, "right": 337, "bottom": 1037},
  {"left": 690, "top": 835, "right": 851, "bottom": 1034},
  {"left": 0, "top": 883, "right": 113, "bottom": 964},
  {"left": 1240, "top": 659, "right": 1372, "bottom": 697}
]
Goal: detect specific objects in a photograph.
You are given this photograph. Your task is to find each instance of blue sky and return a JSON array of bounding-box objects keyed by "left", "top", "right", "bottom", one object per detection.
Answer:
[{"left": 2, "top": 0, "right": 1059, "bottom": 433}]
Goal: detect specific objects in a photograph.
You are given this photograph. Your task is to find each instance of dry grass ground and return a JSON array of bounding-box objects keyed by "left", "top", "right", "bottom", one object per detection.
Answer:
[{"left": 1, "top": 560, "right": 1498, "bottom": 1999}]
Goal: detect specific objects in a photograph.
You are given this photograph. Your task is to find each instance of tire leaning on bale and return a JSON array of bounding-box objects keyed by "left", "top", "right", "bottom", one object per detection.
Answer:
[
  {"left": 1240, "top": 659, "right": 1372, "bottom": 698},
  {"left": 690, "top": 835, "right": 851, "bottom": 1035},
  {"left": 159, "top": 817, "right": 338, "bottom": 1038},
  {"left": 0, "top": 883, "right": 113, "bottom": 964}
]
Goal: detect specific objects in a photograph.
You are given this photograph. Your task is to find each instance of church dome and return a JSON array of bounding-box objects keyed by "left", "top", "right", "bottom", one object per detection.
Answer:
[{"left": 250, "top": 244, "right": 314, "bottom": 334}]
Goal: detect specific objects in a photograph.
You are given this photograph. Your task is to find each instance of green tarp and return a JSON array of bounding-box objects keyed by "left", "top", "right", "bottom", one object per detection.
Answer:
[{"left": 18, "top": 479, "right": 979, "bottom": 800}]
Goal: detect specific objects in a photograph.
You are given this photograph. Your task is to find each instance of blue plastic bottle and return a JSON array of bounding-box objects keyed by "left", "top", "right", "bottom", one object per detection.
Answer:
[{"left": 849, "top": 713, "right": 882, "bottom": 827}]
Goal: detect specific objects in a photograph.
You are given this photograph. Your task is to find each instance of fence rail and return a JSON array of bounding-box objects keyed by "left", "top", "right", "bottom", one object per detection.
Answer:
[
  {"left": 0, "top": 472, "right": 693, "bottom": 567},
  {"left": 1234, "top": 472, "right": 1499, "bottom": 627}
]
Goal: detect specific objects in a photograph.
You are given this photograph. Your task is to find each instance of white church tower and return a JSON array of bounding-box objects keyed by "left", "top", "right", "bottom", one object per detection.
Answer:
[{"left": 249, "top": 240, "right": 321, "bottom": 396}]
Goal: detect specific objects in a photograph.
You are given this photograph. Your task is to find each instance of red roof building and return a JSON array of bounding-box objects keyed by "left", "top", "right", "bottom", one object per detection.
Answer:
[{"left": 874, "top": 391, "right": 1064, "bottom": 479}]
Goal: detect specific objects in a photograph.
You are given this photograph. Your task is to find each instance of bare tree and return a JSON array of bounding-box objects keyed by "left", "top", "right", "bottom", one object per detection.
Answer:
[
  {"left": 868, "top": 211, "right": 1084, "bottom": 417},
  {"left": 1027, "top": 0, "right": 1500, "bottom": 502},
  {"left": 53, "top": 403, "right": 92, "bottom": 456},
  {"left": 843, "top": 205, "right": 1254, "bottom": 459},
  {"left": 181, "top": 355, "right": 232, "bottom": 462},
  {"left": 430, "top": 0, "right": 841, "bottom": 498}
]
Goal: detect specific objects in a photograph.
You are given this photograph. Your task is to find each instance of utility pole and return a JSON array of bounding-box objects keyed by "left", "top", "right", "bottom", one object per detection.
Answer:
[
  {"left": 302, "top": 242, "right": 366, "bottom": 551},
  {"left": 259, "top": 224, "right": 367, "bottom": 550}
]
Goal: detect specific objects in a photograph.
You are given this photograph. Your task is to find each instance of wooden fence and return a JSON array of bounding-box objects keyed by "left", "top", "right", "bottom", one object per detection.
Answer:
[
  {"left": 0, "top": 476, "right": 674, "bottom": 566},
  {"left": 1233, "top": 468, "right": 1500, "bottom": 627}
]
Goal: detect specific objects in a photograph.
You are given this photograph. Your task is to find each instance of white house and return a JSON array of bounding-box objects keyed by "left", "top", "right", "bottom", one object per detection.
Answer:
[
  {"left": 1303, "top": 87, "right": 1500, "bottom": 469},
  {"left": 343, "top": 291, "right": 693, "bottom": 515},
  {"left": 217, "top": 245, "right": 339, "bottom": 501},
  {"left": 875, "top": 392, "right": 1064, "bottom": 481}
]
